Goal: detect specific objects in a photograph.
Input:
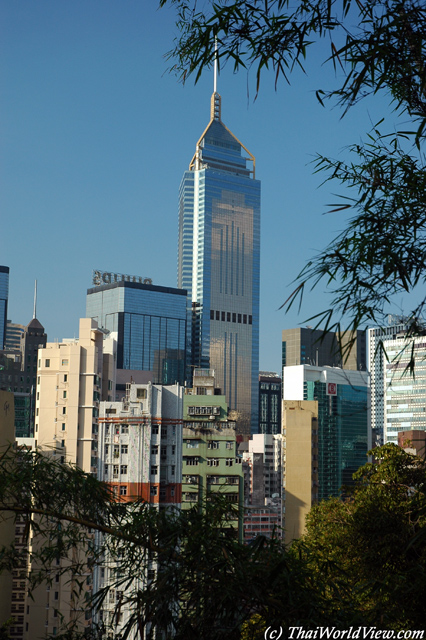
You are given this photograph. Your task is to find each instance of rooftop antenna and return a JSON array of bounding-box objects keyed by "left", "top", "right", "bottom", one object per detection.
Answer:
[
  {"left": 211, "top": 37, "right": 221, "bottom": 121},
  {"left": 33, "top": 280, "right": 37, "bottom": 319},
  {"left": 214, "top": 37, "right": 218, "bottom": 94}
]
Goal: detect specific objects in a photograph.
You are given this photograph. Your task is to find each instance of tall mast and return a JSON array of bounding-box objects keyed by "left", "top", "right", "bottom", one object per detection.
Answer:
[{"left": 33, "top": 280, "right": 37, "bottom": 319}]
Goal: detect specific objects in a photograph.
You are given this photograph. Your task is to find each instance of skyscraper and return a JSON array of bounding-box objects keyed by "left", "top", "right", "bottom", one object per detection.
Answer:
[
  {"left": 0, "top": 266, "right": 9, "bottom": 350},
  {"left": 178, "top": 89, "right": 260, "bottom": 435},
  {"left": 86, "top": 279, "right": 188, "bottom": 389}
]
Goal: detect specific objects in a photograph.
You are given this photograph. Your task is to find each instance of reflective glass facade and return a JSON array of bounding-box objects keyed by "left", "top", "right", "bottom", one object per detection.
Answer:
[
  {"left": 178, "top": 94, "right": 260, "bottom": 434},
  {"left": 86, "top": 282, "right": 187, "bottom": 385},
  {"left": 304, "top": 379, "right": 368, "bottom": 499},
  {"left": 0, "top": 266, "right": 9, "bottom": 350}
]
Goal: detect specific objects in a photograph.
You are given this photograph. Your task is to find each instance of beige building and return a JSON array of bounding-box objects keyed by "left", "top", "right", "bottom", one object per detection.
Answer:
[
  {"left": 23, "top": 318, "right": 116, "bottom": 640},
  {"left": 282, "top": 400, "right": 319, "bottom": 546}
]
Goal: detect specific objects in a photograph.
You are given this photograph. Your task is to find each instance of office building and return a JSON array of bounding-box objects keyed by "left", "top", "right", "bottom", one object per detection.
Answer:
[
  {"left": 383, "top": 335, "right": 426, "bottom": 445},
  {"left": 283, "top": 365, "right": 369, "bottom": 502},
  {"left": 0, "top": 390, "right": 15, "bottom": 633},
  {"left": 367, "top": 317, "right": 409, "bottom": 446},
  {"left": 0, "top": 267, "right": 9, "bottom": 350},
  {"left": 5, "top": 322, "right": 25, "bottom": 350},
  {"left": 182, "top": 369, "right": 243, "bottom": 537},
  {"left": 258, "top": 372, "right": 281, "bottom": 434},
  {"left": 178, "top": 88, "right": 260, "bottom": 436},
  {"left": 282, "top": 327, "right": 366, "bottom": 371},
  {"left": 86, "top": 279, "right": 187, "bottom": 388}
]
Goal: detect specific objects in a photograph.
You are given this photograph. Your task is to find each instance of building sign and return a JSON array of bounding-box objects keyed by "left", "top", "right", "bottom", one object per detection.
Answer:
[
  {"left": 92, "top": 270, "right": 152, "bottom": 286},
  {"left": 326, "top": 382, "right": 337, "bottom": 396}
]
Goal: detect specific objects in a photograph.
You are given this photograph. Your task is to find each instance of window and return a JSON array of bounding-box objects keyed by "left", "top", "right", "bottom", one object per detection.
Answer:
[
  {"left": 208, "top": 441, "right": 220, "bottom": 449},
  {"left": 61, "top": 423, "right": 65, "bottom": 431},
  {"left": 119, "top": 486, "right": 127, "bottom": 496},
  {"left": 150, "top": 486, "right": 158, "bottom": 496},
  {"left": 172, "top": 445, "right": 176, "bottom": 455},
  {"left": 37, "top": 376, "right": 40, "bottom": 385},
  {"left": 216, "top": 310, "right": 219, "bottom": 320},
  {"left": 64, "top": 374, "right": 67, "bottom": 383},
  {"left": 61, "top": 440, "right": 65, "bottom": 448},
  {"left": 161, "top": 446, "right": 167, "bottom": 457},
  {"left": 161, "top": 427, "right": 167, "bottom": 438},
  {"left": 113, "top": 465, "right": 119, "bottom": 476},
  {"left": 221, "top": 311, "right": 225, "bottom": 321},
  {"left": 120, "top": 465, "right": 127, "bottom": 475},
  {"left": 45, "top": 359, "right": 50, "bottom": 368},
  {"left": 171, "top": 465, "right": 175, "bottom": 476},
  {"left": 232, "top": 313, "right": 236, "bottom": 322},
  {"left": 160, "top": 488, "right": 166, "bottom": 499},
  {"left": 210, "top": 309, "right": 214, "bottom": 319},
  {"left": 63, "top": 391, "right": 67, "bottom": 399},
  {"left": 184, "top": 457, "right": 199, "bottom": 466},
  {"left": 121, "top": 425, "right": 129, "bottom": 434},
  {"left": 121, "top": 445, "right": 128, "bottom": 455},
  {"left": 152, "top": 426, "right": 159, "bottom": 435},
  {"left": 61, "top": 359, "right": 68, "bottom": 366},
  {"left": 62, "top": 407, "right": 66, "bottom": 415},
  {"left": 104, "top": 465, "right": 108, "bottom": 475},
  {"left": 151, "top": 466, "right": 158, "bottom": 475},
  {"left": 207, "top": 459, "right": 219, "bottom": 467},
  {"left": 186, "top": 440, "right": 199, "bottom": 449},
  {"left": 105, "top": 445, "right": 109, "bottom": 455},
  {"left": 54, "top": 592, "right": 59, "bottom": 601},
  {"left": 151, "top": 445, "right": 158, "bottom": 455},
  {"left": 136, "top": 388, "right": 147, "bottom": 399},
  {"left": 226, "top": 458, "right": 234, "bottom": 467},
  {"left": 226, "top": 441, "right": 234, "bottom": 449},
  {"left": 227, "top": 312, "right": 231, "bottom": 322}
]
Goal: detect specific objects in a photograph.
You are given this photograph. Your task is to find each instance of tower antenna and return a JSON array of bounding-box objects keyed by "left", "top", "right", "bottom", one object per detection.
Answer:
[
  {"left": 33, "top": 280, "right": 37, "bottom": 319},
  {"left": 213, "top": 37, "right": 218, "bottom": 94}
]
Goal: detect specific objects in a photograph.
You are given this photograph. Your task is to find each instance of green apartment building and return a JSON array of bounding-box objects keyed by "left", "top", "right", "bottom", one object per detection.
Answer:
[{"left": 182, "top": 369, "right": 244, "bottom": 538}]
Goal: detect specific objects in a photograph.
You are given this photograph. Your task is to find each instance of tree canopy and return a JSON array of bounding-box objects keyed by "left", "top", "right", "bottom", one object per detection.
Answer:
[
  {"left": 1, "top": 444, "right": 426, "bottom": 637},
  {"left": 160, "top": 0, "right": 426, "bottom": 341}
]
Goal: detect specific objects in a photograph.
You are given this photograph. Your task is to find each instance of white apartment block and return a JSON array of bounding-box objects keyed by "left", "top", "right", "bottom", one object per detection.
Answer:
[{"left": 94, "top": 382, "right": 183, "bottom": 638}]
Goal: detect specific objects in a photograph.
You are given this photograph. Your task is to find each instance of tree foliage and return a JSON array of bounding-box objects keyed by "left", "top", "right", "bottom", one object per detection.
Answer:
[
  {"left": 1, "top": 445, "right": 426, "bottom": 637},
  {"left": 160, "top": 0, "right": 426, "bottom": 340},
  {"left": 293, "top": 444, "right": 426, "bottom": 629}
]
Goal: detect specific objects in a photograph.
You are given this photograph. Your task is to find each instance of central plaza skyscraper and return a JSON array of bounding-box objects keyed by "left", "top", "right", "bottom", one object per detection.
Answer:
[{"left": 178, "top": 89, "right": 260, "bottom": 435}]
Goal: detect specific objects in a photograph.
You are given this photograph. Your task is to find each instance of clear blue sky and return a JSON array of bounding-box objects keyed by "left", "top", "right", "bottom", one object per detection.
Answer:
[{"left": 1, "top": 1, "right": 409, "bottom": 373}]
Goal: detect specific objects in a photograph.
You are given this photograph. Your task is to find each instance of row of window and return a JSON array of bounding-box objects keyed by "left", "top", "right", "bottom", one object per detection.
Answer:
[
  {"left": 185, "top": 440, "right": 234, "bottom": 449},
  {"left": 209, "top": 310, "right": 252, "bottom": 325},
  {"left": 184, "top": 457, "right": 239, "bottom": 466}
]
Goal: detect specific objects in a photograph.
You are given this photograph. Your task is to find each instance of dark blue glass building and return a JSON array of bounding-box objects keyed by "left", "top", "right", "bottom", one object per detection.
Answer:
[
  {"left": 178, "top": 91, "right": 261, "bottom": 436},
  {"left": 86, "top": 281, "right": 187, "bottom": 386}
]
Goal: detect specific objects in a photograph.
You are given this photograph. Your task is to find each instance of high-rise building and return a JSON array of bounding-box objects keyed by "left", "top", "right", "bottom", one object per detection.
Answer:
[
  {"left": 5, "top": 321, "right": 25, "bottom": 350},
  {"left": 367, "top": 317, "right": 409, "bottom": 446},
  {"left": 86, "top": 279, "right": 187, "bottom": 390},
  {"left": 178, "top": 89, "right": 260, "bottom": 436},
  {"left": 0, "top": 267, "right": 9, "bottom": 350},
  {"left": 258, "top": 372, "right": 281, "bottom": 435},
  {"left": 27, "top": 319, "right": 116, "bottom": 639},
  {"left": 282, "top": 327, "right": 366, "bottom": 371},
  {"left": 383, "top": 334, "right": 426, "bottom": 445},
  {"left": 283, "top": 365, "right": 369, "bottom": 502},
  {"left": 181, "top": 369, "right": 243, "bottom": 538}
]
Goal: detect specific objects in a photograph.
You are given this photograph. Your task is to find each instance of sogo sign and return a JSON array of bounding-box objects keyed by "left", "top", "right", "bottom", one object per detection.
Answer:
[{"left": 92, "top": 270, "right": 153, "bottom": 286}]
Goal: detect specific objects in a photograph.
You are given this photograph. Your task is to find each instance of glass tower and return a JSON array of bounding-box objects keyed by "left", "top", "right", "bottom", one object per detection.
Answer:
[
  {"left": 86, "top": 281, "right": 187, "bottom": 386},
  {"left": 178, "top": 92, "right": 260, "bottom": 435},
  {"left": 0, "top": 266, "right": 9, "bottom": 350}
]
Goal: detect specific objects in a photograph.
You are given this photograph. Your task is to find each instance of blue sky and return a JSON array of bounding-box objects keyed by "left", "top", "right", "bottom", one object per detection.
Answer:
[{"left": 1, "top": 1, "right": 409, "bottom": 373}]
